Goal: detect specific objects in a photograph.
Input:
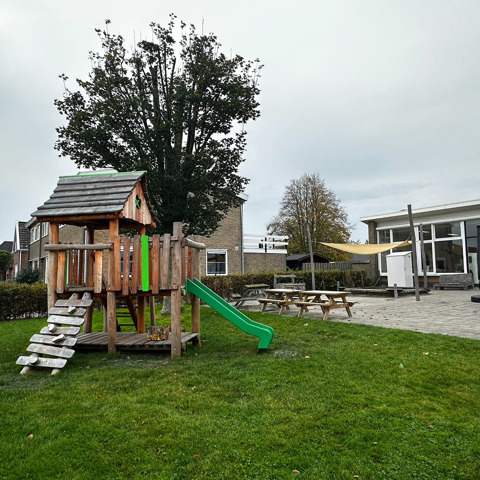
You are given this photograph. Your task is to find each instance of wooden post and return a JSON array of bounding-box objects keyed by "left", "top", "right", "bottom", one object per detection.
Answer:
[
  {"left": 107, "top": 291, "right": 117, "bottom": 353},
  {"left": 84, "top": 226, "right": 94, "bottom": 333},
  {"left": 149, "top": 296, "right": 156, "bottom": 326},
  {"left": 47, "top": 223, "right": 59, "bottom": 311},
  {"left": 86, "top": 226, "right": 95, "bottom": 286},
  {"left": 407, "top": 205, "right": 420, "bottom": 301},
  {"left": 191, "top": 236, "right": 201, "bottom": 345},
  {"left": 171, "top": 223, "right": 182, "bottom": 357},
  {"left": 151, "top": 235, "right": 160, "bottom": 294},
  {"left": 137, "top": 295, "right": 146, "bottom": 333},
  {"left": 161, "top": 234, "right": 170, "bottom": 289},
  {"left": 93, "top": 250, "right": 103, "bottom": 294},
  {"left": 122, "top": 237, "right": 130, "bottom": 296},
  {"left": 131, "top": 236, "right": 139, "bottom": 294},
  {"left": 107, "top": 219, "right": 119, "bottom": 352},
  {"left": 56, "top": 251, "right": 66, "bottom": 294}
]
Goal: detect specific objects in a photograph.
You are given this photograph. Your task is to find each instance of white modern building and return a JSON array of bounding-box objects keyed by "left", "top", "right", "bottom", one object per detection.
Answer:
[{"left": 361, "top": 200, "right": 480, "bottom": 285}]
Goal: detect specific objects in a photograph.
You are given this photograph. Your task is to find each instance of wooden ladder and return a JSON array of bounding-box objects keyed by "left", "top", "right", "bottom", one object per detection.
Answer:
[
  {"left": 16, "top": 293, "right": 93, "bottom": 375},
  {"left": 115, "top": 297, "right": 138, "bottom": 331}
]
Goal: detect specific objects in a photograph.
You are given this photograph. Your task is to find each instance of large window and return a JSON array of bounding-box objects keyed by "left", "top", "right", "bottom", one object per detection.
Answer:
[
  {"left": 465, "top": 220, "right": 480, "bottom": 283},
  {"left": 206, "top": 250, "right": 228, "bottom": 276},
  {"left": 435, "top": 222, "right": 461, "bottom": 239},
  {"left": 435, "top": 240, "right": 464, "bottom": 272},
  {"left": 377, "top": 221, "right": 467, "bottom": 275}
]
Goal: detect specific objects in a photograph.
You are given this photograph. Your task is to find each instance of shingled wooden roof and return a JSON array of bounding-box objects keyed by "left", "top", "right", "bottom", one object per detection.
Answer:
[{"left": 32, "top": 171, "right": 157, "bottom": 228}]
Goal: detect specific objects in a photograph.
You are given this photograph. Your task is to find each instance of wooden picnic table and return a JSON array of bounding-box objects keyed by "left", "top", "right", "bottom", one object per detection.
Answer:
[
  {"left": 234, "top": 284, "right": 270, "bottom": 308},
  {"left": 258, "top": 288, "right": 301, "bottom": 315},
  {"left": 294, "top": 290, "right": 355, "bottom": 320}
]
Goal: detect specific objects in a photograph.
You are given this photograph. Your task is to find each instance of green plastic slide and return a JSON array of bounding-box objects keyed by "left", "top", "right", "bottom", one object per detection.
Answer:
[{"left": 185, "top": 278, "right": 274, "bottom": 350}]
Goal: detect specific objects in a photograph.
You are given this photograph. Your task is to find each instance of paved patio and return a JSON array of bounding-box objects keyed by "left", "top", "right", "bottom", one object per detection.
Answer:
[{"left": 239, "top": 289, "right": 480, "bottom": 340}]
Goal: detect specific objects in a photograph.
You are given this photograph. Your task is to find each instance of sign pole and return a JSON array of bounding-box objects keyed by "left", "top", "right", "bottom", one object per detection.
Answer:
[
  {"left": 306, "top": 225, "right": 315, "bottom": 290},
  {"left": 408, "top": 204, "right": 420, "bottom": 301}
]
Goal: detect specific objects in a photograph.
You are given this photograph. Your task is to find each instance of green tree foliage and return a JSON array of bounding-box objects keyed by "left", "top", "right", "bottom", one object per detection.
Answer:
[
  {"left": 15, "top": 268, "right": 39, "bottom": 285},
  {"left": 0, "top": 251, "right": 13, "bottom": 275},
  {"left": 268, "top": 173, "right": 352, "bottom": 261},
  {"left": 55, "top": 16, "right": 262, "bottom": 235}
]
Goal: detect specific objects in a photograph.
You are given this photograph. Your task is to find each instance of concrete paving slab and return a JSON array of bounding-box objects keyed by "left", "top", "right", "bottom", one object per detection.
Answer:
[{"left": 237, "top": 289, "right": 480, "bottom": 340}]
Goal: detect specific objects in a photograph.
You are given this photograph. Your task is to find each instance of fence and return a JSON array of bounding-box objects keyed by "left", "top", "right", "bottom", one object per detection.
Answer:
[{"left": 303, "top": 262, "right": 354, "bottom": 272}]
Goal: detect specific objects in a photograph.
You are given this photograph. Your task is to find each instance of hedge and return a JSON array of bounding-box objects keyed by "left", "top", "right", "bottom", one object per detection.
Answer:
[
  {"left": 200, "top": 270, "right": 370, "bottom": 299},
  {"left": 0, "top": 282, "right": 48, "bottom": 321}
]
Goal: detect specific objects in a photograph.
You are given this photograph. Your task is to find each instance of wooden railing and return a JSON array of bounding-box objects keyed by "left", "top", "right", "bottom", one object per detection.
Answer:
[
  {"left": 118, "top": 234, "right": 175, "bottom": 295},
  {"left": 45, "top": 243, "right": 112, "bottom": 294},
  {"left": 45, "top": 235, "right": 205, "bottom": 295}
]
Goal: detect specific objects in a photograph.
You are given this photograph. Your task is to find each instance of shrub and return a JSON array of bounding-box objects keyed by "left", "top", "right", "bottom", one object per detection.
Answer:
[
  {"left": 0, "top": 282, "right": 48, "bottom": 321},
  {"left": 200, "top": 270, "right": 369, "bottom": 298},
  {"left": 15, "top": 268, "right": 39, "bottom": 284}
]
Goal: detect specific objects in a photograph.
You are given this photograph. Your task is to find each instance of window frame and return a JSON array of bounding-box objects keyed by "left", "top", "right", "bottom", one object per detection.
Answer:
[
  {"left": 206, "top": 249, "right": 228, "bottom": 276},
  {"left": 377, "top": 222, "right": 467, "bottom": 276}
]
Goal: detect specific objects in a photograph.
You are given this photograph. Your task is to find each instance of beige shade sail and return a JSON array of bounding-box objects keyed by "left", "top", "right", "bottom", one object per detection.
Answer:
[{"left": 320, "top": 241, "right": 410, "bottom": 255}]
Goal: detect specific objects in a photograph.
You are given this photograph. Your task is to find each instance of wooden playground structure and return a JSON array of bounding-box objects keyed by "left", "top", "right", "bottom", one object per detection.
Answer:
[
  {"left": 18, "top": 172, "right": 205, "bottom": 370},
  {"left": 17, "top": 171, "right": 274, "bottom": 374}
]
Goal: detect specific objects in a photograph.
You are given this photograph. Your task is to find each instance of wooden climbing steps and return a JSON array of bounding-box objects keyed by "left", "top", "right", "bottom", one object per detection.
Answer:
[{"left": 16, "top": 293, "right": 93, "bottom": 375}]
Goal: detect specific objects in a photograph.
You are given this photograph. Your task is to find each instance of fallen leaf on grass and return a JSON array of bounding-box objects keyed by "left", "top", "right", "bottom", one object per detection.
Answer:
[
  {"left": 193, "top": 454, "right": 200, "bottom": 460},
  {"left": 292, "top": 470, "right": 300, "bottom": 475},
  {"left": 423, "top": 352, "right": 429, "bottom": 355},
  {"left": 304, "top": 323, "right": 309, "bottom": 327},
  {"left": 428, "top": 425, "right": 435, "bottom": 430},
  {"left": 305, "top": 356, "right": 311, "bottom": 359},
  {"left": 28, "top": 434, "right": 33, "bottom": 439}
]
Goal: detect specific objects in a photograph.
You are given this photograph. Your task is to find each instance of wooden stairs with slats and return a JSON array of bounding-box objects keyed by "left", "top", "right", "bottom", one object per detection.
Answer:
[{"left": 16, "top": 293, "right": 93, "bottom": 375}]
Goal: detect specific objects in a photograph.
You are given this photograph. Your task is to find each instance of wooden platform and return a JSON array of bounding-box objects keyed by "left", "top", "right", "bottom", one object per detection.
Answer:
[{"left": 76, "top": 332, "right": 199, "bottom": 352}]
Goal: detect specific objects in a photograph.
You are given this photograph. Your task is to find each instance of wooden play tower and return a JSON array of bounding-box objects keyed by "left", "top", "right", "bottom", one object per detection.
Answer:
[{"left": 31, "top": 171, "right": 204, "bottom": 358}]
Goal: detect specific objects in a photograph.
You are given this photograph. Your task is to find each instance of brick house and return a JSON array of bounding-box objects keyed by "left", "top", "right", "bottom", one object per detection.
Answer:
[
  {"left": 196, "top": 194, "right": 287, "bottom": 277},
  {"left": 11, "top": 221, "right": 29, "bottom": 279},
  {"left": 26, "top": 219, "right": 85, "bottom": 282}
]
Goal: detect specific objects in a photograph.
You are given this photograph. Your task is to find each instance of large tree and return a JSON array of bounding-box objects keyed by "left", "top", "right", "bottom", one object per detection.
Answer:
[
  {"left": 268, "top": 173, "right": 352, "bottom": 261},
  {"left": 0, "top": 250, "right": 13, "bottom": 277},
  {"left": 55, "top": 16, "right": 261, "bottom": 235}
]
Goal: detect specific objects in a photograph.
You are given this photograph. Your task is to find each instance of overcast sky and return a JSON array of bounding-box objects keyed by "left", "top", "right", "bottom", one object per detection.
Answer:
[{"left": 1, "top": 0, "right": 480, "bottom": 244}]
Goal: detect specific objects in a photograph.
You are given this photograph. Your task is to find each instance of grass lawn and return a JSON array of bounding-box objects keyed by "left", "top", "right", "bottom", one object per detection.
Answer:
[{"left": 1, "top": 306, "right": 479, "bottom": 479}]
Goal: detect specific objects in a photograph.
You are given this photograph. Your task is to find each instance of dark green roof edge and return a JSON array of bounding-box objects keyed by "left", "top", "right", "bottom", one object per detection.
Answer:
[{"left": 59, "top": 171, "right": 147, "bottom": 179}]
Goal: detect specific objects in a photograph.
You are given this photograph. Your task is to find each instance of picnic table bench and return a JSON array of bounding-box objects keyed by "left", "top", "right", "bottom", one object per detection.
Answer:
[
  {"left": 258, "top": 289, "right": 300, "bottom": 315},
  {"left": 294, "top": 290, "right": 355, "bottom": 320},
  {"left": 234, "top": 284, "right": 269, "bottom": 308}
]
